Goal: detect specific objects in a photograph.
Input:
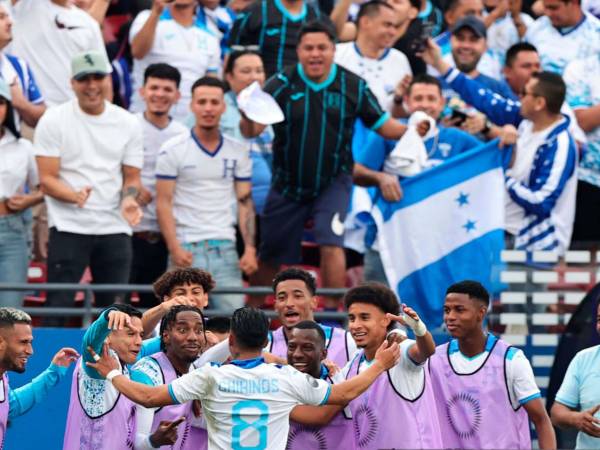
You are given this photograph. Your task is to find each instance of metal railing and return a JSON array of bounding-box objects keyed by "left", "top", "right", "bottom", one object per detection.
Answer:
[{"left": 0, "top": 283, "right": 349, "bottom": 327}]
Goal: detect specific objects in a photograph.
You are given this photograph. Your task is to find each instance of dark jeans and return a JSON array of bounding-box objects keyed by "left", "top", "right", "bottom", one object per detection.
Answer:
[
  {"left": 45, "top": 228, "right": 132, "bottom": 325},
  {"left": 129, "top": 232, "right": 168, "bottom": 308}
]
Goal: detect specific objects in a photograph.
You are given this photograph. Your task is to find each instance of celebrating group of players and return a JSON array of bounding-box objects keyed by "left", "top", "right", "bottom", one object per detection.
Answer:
[{"left": 0, "top": 267, "right": 556, "bottom": 449}]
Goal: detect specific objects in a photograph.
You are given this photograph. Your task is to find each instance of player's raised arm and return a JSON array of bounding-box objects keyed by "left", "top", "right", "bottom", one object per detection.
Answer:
[
  {"left": 86, "top": 344, "right": 174, "bottom": 408},
  {"left": 327, "top": 340, "right": 400, "bottom": 405}
]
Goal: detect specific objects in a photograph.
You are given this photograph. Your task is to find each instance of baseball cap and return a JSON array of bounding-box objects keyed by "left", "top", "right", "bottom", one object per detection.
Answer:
[
  {"left": 451, "top": 15, "right": 486, "bottom": 39},
  {"left": 71, "top": 50, "right": 112, "bottom": 81},
  {"left": 0, "top": 78, "right": 11, "bottom": 102}
]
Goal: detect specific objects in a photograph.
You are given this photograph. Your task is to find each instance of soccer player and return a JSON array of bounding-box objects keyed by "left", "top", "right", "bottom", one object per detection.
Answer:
[
  {"left": 343, "top": 283, "right": 442, "bottom": 449},
  {"left": 63, "top": 304, "right": 156, "bottom": 450},
  {"left": 132, "top": 305, "right": 207, "bottom": 449},
  {"left": 0, "top": 308, "right": 79, "bottom": 446},
  {"left": 86, "top": 307, "right": 401, "bottom": 450},
  {"left": 141, "top": 267, "right": 216, "bottom": 336},
  {"left": 286, "top": 321, "right": 354, "bottom": 449},
  {"left": 196, "top": 268, "right": 356, "bottom": 368},
  {"left": 429, "top": 280, "right": 556, "bottom": 449}
]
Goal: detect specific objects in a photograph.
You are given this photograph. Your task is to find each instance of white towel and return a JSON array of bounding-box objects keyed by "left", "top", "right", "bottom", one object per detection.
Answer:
[{"left": 383, "top": 111, "right": 436, "bottom": 177}]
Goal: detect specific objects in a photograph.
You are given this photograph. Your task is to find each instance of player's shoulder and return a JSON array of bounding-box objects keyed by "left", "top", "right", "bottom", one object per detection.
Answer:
[
  {"left": 221, "top": 133, "right": 250, "bottom": 154},
  {"left": 526, "top": 15, "right": 554, "bottom": 37},
  {"left": 131, "top": 355, "right": 164, "bottom": 385},
  {"left": 573, "top": 344, "right": 600, "bottom": 364},
  {"left": 160, "top": 130, "right": 193, "bottom": 153}
]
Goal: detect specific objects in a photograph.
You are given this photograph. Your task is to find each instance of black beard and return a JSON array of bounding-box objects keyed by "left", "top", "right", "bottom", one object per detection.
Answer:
[{"left": 455, "top": 61, "right": 478, "bottom": 73}]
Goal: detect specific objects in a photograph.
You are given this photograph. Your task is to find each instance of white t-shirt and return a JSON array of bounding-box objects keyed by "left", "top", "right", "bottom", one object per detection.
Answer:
[
  {"left": 525, "top": 12, "right": 600, "bottom": 74},
  {"left": 504, "top": 118, "right": 577, "bottom": 253},
  {"left": 169, "top": 359, "right": 331, "bottom": 450},
  {"left": 129, "top": 9, "right": 221, "bottom": 122},
  {"left": 343, "top": 339, "right": 424, "bottom": 400},
  {"left": 155, "top": 132, "right": 252, "bottom": 243},
  {"left": 446, "top": 336, "right": 541, "bottom": 408},
  {"left": 334, "top": 42, "right": 412, "bottom": 112},
  {"left": 135, "top": 113, "right": 188, "bottom": 233},
  {"left": 11, "top": 0, "right": 107, "bottom": 106},
  {"left": 0, "top": 132, "right": 38, "bottom": 200},
  {"left": 33, "top": 100, "right": 143, "bottom": 235},
  {"left": 486, "top": 13, "right": 534, "bottom": 56}
]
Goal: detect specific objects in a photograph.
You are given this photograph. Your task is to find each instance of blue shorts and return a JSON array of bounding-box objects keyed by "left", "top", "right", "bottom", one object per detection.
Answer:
[{"left": 259, "top": 174, "right": 352, "bottom": 265}]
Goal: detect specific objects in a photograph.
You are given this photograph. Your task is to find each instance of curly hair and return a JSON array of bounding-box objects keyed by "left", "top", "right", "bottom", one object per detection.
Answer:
[{"left": 153, "top": 268, "right": 216, "bottom": 301}]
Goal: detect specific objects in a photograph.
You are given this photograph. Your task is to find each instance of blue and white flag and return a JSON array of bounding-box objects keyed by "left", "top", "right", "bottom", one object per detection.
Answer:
[{"left": 372, "top": 142, "right": 507, "bottom": 329}]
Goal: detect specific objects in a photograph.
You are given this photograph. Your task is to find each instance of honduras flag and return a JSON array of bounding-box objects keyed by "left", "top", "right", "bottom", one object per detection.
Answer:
[{"left": 371, "top": 141, "right": 508, "bottom": 329}]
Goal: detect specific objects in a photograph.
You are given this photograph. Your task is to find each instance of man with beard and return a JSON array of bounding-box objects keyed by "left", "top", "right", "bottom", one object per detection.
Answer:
[
  {"left": 0, "top": 308, "right": 79, "bottom": 447},
  {"left": 429, "top": 280, "right": 555, "bottom": 449},
  {"left": 132, "top": 305, "right": 207, "bottom": 449}
]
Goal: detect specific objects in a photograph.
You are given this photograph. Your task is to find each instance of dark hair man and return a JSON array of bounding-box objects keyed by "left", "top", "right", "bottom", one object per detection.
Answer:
[{"left": 429, "top": 280, "right": 556, "bottom": 449}]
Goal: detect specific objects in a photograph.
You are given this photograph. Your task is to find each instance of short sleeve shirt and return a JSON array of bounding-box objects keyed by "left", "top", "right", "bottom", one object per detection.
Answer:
[
  {"left": 263, "top": 63, "right": 387, "bottom": 202},
  {"left": 129, "top": 8, "right": 221, "bottom": 122},
  {"left": 155, "top": 132, "right": 252, "bottom": 243},
  {"left": 555, "top": 345, "right": 600, "bottom": 449},
  {"left": 169, "top": 358, "right": 331, "bottom": 450},
  {"left": 228, "top": 0, "right": 332, "bottom": 77}
]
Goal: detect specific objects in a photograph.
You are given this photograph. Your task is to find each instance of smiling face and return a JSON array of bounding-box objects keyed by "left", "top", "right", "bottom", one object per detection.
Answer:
[
  {"left": 451, "top": 27, "right": 486, "bottom": 73},
  {"left": 0, "top": 323, "right": 33, "bottom": 374},
  {"left": 107, "top": 317, "right": 144, "bottom": 365},
  {"left": 287, "top": 328, "right": 326, "bottom": 378},
  {"left": 163, "top": 310, "right": 205, "bottom": 363},
  {"left": 225, "top": 53, "right": 266, "bottom": 94},
  {"left": 405, "top": 82, "right": 445, "bottom": 120},
  {"left": 443, "top": 293, "right": 486, "bottom": 339},
  {"left": 140, "top": 76, "right": 180, "bottom": 116},
  {"left": 347, "top": 303, "right": 390, "bottom": 351},
  {"left": 274, "top": 279, "right": 317, "bottom": 329},
  {"left": 71, "top": 74, "right": 108, "bottom": 115}
]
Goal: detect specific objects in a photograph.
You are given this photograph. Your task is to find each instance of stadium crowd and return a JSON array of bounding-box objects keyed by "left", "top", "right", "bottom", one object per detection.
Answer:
[{"left": 1, "top": 0, "right": 600, "bottom": 448}]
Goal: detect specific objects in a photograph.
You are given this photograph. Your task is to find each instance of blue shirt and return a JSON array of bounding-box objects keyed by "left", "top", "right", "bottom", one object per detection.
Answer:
[{"left": 555, "top": 344, "right": 600, "bottom": 449}]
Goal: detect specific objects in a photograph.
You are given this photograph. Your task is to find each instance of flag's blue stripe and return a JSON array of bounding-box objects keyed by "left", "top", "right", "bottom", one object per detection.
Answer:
[
  {"left": 378, "top": 141, "right": 506, "bottom": 220},
  {"left": 396, "top": 229, "right": 505, "bottom": 329}
]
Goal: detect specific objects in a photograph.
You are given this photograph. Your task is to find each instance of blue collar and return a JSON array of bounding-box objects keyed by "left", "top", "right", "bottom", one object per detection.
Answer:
[
  {"left": 297, "top": 63, "right": 337, "bottom": 92},
  {"left": 229, "top": 356, "right": 265, "bottom": 369},
  {"left": 417, "top": 0, "right": 432, "bottom": 19},
  {"left": 274, "top": 0, "right": 307, "bottom": 22},
  {"left": 160, "top": 6, "right": 209, "bottom": 30},
  {"left": 352, "top": 42, "right": 390, "bottom": 61},
  {"left": 449, "top": 333, "right": 496, "bottom": 359},
  {"left": 319, "top": 364, "right": 329, "bottom": 380},
  {"left": 556, "top": 14, "right": 587, "bottom": 36},
  {"left": 190, "top": 129, "right": 223, "bottom": 157}
]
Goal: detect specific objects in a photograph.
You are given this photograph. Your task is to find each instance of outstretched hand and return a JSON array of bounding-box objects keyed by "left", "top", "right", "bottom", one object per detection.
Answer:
[{"left": 51, "top": 348, "right": 80, "bottom": 367}]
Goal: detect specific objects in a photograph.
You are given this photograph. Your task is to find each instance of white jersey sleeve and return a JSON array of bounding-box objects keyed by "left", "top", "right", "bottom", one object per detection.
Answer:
[
  {"left": 388, "top": 339, "right": 426, "bottom": 400},
  {"left": 121, "top": 116, "right": 143, "bottom": 168},
  {"left": 33, "top": 108, "right": 62, "bottom": 158},
  {"left": 155, "top": 141, "right": 182, "bottom": 179},
  {"left": 195, "top": 339, "right": 231, "bottom": 368},
  {"left": 281, "top": 366, "right": 331, "bottom": 406},
  {"left": 506, "top": 349, "right": 541, "bottom": 408},
  {"left": 169, "top": 364, "right": 211, "bottom": 404}
]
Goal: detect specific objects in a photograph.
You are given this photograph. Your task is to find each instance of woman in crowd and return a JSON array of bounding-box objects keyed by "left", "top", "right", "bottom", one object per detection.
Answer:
[{"left": 0, "top": 79, "right": 43, "bottom": 307}]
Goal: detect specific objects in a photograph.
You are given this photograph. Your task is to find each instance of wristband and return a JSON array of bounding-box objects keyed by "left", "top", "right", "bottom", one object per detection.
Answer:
[
  {"left": 106, "top": 369, "right": 121, "bottom": 382},
  {"left": 403, "top": 314, "right": 428, "bottom": 337}
]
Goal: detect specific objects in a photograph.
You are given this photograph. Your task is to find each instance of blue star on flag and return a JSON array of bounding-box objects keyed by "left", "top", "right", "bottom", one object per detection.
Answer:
[
  {"left": 463, "top": 220, "right": 477, "bottom": 232},
  {"left": 456, "top": 192, "right": 470, "bottom": 207}
]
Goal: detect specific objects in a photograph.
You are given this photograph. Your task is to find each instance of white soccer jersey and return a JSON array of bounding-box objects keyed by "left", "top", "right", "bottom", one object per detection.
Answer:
[
  {"left": 525, "top": 13, "right": 600, "bottom": 74},
  {"left": 169, "top": 358, "right": 331, "bottom": 450},
  {"left": 334, "top": 42, "right": 412, "bottom": 112},
  {"left": 129, "top": 9, "right": 221, "bottom": 122},
  {"left": 486, "top": 13, "right": 534, "bottom": 55},
  {"left": 135, "top": 114, "right": 188, "bottom": 233},
  {"left": 155, "top": 131, "right": 252, "bottom": 243}
]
